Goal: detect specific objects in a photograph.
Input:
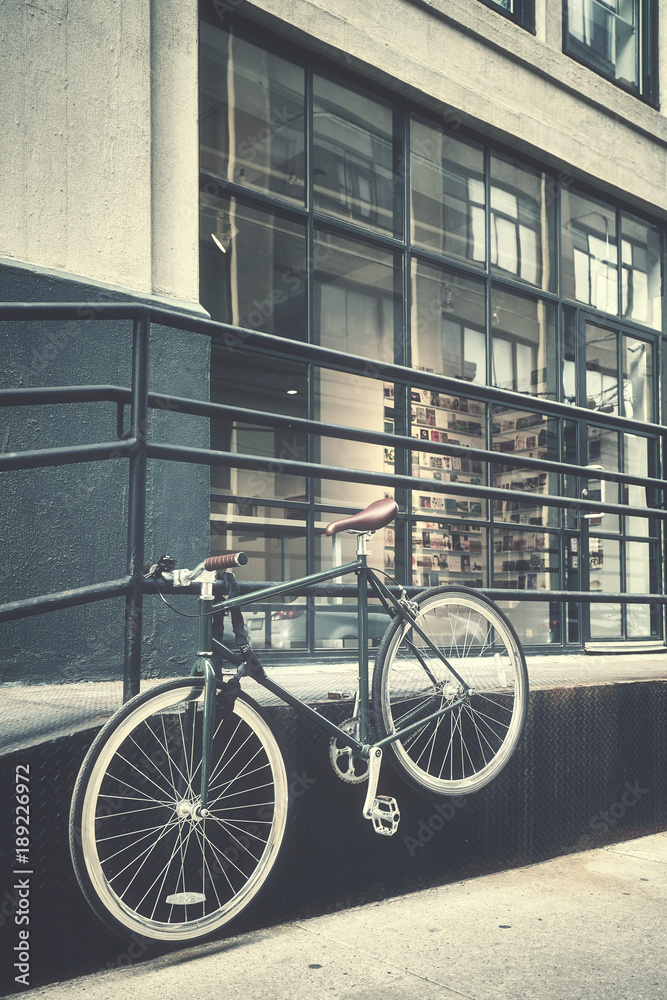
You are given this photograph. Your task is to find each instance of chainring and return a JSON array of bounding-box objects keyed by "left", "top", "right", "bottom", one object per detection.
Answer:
[{"left": 329, "top": 718, "right": 371, "bottom": 784}]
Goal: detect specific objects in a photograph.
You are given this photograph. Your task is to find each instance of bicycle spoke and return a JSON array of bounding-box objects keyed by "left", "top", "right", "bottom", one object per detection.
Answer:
[
  {"left": 374, "top": 589, "right": 527, "bottom": 796},
  {"left": 72, "top": 680, "right": 289, "bottom": 941}
]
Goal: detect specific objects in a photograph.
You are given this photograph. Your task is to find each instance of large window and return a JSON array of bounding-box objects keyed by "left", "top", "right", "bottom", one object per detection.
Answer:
[
  {"left": 199, "top": 14, "right": 664, "bottom": 652},
  {"left": 564, "top": 0, "right": 658, "bottom": 103}
]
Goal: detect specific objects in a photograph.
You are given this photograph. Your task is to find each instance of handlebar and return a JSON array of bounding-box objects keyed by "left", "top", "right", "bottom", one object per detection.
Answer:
[
  {"left": 144, "top": 551, "right": 248, "bottom": 585},
  {"left": 204, "top": 552, "right": 248, "bottom": 571}
]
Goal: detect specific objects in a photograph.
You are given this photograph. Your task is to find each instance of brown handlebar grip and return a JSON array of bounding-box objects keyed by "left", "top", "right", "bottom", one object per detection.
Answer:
[{"left": 204, "top": 552, "right": 248, "bottom": 571}]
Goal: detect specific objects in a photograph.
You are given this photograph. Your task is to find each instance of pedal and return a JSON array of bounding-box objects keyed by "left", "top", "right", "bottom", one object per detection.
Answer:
[
  {"left": 361, "top": 747, "right": 400, "bottom": 835},
  {"left": 369, "top": 795, "right": 400, "bottom": 837}
]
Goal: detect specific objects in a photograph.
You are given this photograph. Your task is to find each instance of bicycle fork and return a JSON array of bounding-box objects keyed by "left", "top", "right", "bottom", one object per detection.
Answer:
[{"left": 176, "top": 578, "right": 220, "bottom": 817}]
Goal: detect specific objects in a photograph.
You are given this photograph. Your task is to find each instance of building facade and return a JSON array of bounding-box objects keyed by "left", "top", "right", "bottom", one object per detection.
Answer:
[
  {"left": 2, "top": 0, "right": 667, "bottom": 681},
  {"left": 199, "top": 0, "right": 667, "bottom": 654}
]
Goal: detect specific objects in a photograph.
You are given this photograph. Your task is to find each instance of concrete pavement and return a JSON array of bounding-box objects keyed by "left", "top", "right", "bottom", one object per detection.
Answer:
[{"left": 13, "top": 832, "right": 667, "bottom": 1000}]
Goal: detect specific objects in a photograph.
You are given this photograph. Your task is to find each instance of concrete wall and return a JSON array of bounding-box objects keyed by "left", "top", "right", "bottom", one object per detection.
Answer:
[
  {"left": 0, "top": 1, "right": 210, "bottom": 684},
  {"left": 241, "top": 0, "right": 667, "bottom": 222},
  {"left": 0, "top": 0, "right": 200, "bottom": 304}
]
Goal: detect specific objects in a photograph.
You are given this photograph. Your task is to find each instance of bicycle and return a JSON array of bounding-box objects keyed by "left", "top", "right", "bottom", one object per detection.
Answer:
[{"left": 69, "top": 497, "right": 528, "bottom": 943}]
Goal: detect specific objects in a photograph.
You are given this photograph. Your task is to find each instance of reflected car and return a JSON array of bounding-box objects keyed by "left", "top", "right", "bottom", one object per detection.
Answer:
[{"left": 243, "top": 601, "right": 390, "bottom": 650}]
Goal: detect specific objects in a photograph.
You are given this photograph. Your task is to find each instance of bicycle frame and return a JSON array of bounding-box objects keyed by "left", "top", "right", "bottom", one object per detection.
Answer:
[{"left": 190, "top": 539, "right": 471, "bottom": 809}]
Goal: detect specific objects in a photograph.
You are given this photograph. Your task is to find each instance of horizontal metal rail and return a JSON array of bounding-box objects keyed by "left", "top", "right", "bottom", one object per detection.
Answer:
[
  {"left": 0, "top": 578, "right": 132, "bottom": 623},
  {"left": 147, "top": 442, "right": 664, "bottom": 522},
  {"left": 0, "top": 440, "right": 136, "bottom": 472},
  {"left": 2, "top": 302, "right": 667, "bottom": 687},
  {"left": 2, "top": 301, "right": 666, "bottom": 437}
]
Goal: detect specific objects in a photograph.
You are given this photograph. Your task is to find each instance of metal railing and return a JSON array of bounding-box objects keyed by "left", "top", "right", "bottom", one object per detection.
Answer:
[{"left": 1, "top": 302, "right": 666, "bottom": 699}]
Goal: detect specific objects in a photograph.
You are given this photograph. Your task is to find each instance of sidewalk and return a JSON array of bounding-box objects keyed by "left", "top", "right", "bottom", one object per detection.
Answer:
[{"left": 15, "top": 832, "right": 667, "bottom": 1000}]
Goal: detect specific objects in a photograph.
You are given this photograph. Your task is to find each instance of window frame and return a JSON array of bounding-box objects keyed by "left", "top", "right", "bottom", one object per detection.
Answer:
[
  {"left": 562, "top": 0, "right": 659, "bottom": 106},
  {"left": 478, "top": 0, "right": 536, "bottom": 32}
]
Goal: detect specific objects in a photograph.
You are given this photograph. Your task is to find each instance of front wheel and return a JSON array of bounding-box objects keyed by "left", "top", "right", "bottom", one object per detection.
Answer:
[
  {"left": 372, "top": 587, "right": 528, "bottom": 797},
  {"left": 70, "top": 678, "right": 289, "bottom": 942}
]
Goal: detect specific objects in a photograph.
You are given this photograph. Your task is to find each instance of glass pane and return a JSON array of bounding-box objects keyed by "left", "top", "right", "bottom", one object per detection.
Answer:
[
  {"left": 586, "top": 322, "right": 618, "bottom": 414},
  {"left": 498, "top": 600, "right": 557, "bottom": 645},
  {"left": 490, "top": 155, "right": 556, "bottom": 291},
  {"left": 562, "top": 306, "right": 578, "bottom": 405},
  {"left": 314, "top": 230, "right": 397, "bottom": 360},
  {"left": 313, "top": 75, "right": 398, "bottom": 236},
  {"left": 586, "top": 424, "right": 620, "bottom": 533},
  {"left": 313, "top": 232, "right": 397, "bottom": 506},
  {"left": 562, "top": 190, "right": 618, "bottom": 313},
  {"left": 566, "top": 0, "right": 640, "bottom": 91},
  {"left": 623, "top": 334, "right": 653, "bottom": 421},
  {"left": 492, "top": 408, "right": 559, "bottom": 529},
  {"left": 200, "top": 195, "right": 307, "bottom": 338},
  {"left": 211, "top": 503, "right": 307, "bottom": 576},
  {"left": 210, "top": 348, "right": 308, "bottom": 501},
  {"left": 588, "top": 536, "right": 621, "bottom": 638},
  {"left": 411, "top": 260, "right": 486, "bottom": 383},
  {"left": 314, "top": 530, "right": 388, "bottom": 650},
  {"left": 410, "top": 117, "right": 485, "bottom": 265},
  {"left": 624, "top": 434, "right": 652, "bottom": 537},
  {"left": 199, "top": 24, "right": 305, "bottom": 203},
  {"left": 622, "top": 214, "right": 663, "bottom": 331},
  {"left": 626, "top": 541, "right": 654, "bottom": 637},
  {"left": 493, "top": 528, "right": 559, "bottom": 595},
  {"left": 412, "top": 522, "right": 486, "bottom": 588},
  {"left": 491, "top": 288, "right": 557, "bottom": 398},
  {"left": 315, "top": 371, "right": 389, "bottom": 507},
  {"left": 411, "top": 390, "right": 487, "bottom": 520}
]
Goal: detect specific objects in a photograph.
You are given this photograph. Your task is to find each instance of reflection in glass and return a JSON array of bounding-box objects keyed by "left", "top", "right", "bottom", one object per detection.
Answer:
[
  {"left": 411, "top": 260, "right": 486, "bottom": 383},
  {"left": 566, "top": 0, "right": 640, "bottom": 91},
  {"left": 490, "top": 155, "right": 556, "bottom": 291},
  {"left": 314, "top": 231, "right": 397, "bottom": 360},
  {"left": 210, "top": 347, "right": 308, "bottom": 502},
  {"left": 199, "top": 24, "right": 305, "bottom": 203},
  {"left": 410, "top": 117, "right": 485, "bottom": 265},
  {"left": 586, "top": 322, "right": 618, "bottom": 414},
  {"left": 626, "top": 541, "right": 654, "bottom": 637},
  {"left": 624, "top": 434, "right": 654, "bottom": 537},
  {"left": 588, "top": 536, "right": 621, "bottom": 638},
  {"left": 314, "top": 532, "right": 388, "bottom": 649},
  {"left": 314, "top": 231, "right": 397, "bottom": 506},
  {"left": 621, "top": 213, "right": 662, "bottom": 330},
  {"left": 313, "top": 76, "right": 398, "bottom": 235},
  {"left": 497, "top": 601, "right": 554, "bottom": 645},
  {"left": 562, "top": 191, "right": 618, "bottom": 313},
  {"left": 491, "top": 288, "right": 557, "bottom": 398},
  {"left": 623, "top": 336, "right": 653, "bottom": 421},
  {"left": 210, "top": 504, "right": 307, "bottom": 590},
  {"left": 586, "top": 424, "right": 619, "bottom": 533},
  {"left": 200, "top": 195, "right": 307, "bottom": 338}
]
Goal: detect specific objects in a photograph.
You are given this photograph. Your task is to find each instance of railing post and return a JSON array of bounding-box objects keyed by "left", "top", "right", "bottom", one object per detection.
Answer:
[{"left": 124, "top": 310, "right": 150, "bottom": 702}]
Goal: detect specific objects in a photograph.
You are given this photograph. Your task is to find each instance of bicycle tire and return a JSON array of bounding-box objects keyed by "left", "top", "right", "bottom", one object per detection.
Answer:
[
  {"left": 372, "top": 587, "right": 528, "bottom": 797},
  {"left": 70, "top": 678, "right": 289, "bottom": 942}
]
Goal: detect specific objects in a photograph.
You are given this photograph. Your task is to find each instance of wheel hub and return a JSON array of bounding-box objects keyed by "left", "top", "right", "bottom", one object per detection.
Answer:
[{"left": 175, "top": 799, "right": 207, "bottom": 823}]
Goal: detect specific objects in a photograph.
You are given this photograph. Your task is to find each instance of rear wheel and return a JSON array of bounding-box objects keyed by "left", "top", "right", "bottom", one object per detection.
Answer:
[
  {"left": 372, "top": 587, "right": 528, "bottom": 796},
  {"left": 70, "top": 678, "right": 289, "bottom": 942}
]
